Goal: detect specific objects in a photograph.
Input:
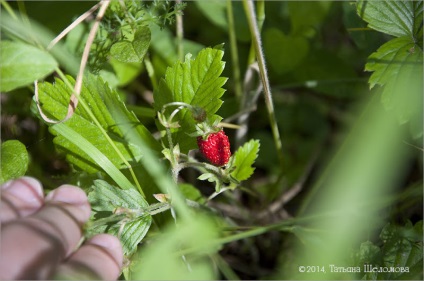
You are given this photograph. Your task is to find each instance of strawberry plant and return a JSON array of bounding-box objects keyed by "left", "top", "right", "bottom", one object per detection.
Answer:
[{"left": 0, "top": 0, "right": 422, "bottom": 280}]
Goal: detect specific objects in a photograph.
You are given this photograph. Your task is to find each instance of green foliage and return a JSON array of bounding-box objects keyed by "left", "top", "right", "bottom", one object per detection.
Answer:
[
  {"left": 0, "top": 140, "right": 29, "bottom": 184},
  {"left": 230, "top": 139, "right": 260, "bottom": 183},
  {"left": 37, "top": 74, "right": 159, "bottom": 173},
  {"left": 153, "top": 46, "right": 228, "bottom": 152},
  {"left": 110, "top": 26, "right": 151, "bottom": 63},
  {"left": 129, "top": 215, "right": 219, "bottom": 280},
  {"left": 352, "top": 221, "right": 423, "bottom": 280},
  {"left": 1, "top": 2, "right": 421, "bottom": 280},
  {"left": 263, "top": 28, "right": 309, "bottom": 75},
  {"left": 87, "top": 180, "right": 152, "bottom": 256},
  {"left": 0, "top": 41, "right": 57, "bottom": 92},
  {"left": 356, "top": 0, "right": 423, "bottom": 42},
  {"left": 357, "top": 0, "right": 423, "bottom": 138}
]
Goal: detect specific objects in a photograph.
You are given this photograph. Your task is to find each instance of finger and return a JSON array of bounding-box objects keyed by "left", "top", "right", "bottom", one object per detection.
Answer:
[
  {"left": 0, "top": 185, "right": 91, "bottom": 280},
  {"left": 0, "top": 177, "right": 44, "bottom": 223},
  {"left": 55, "top": 234, "right": 123, "bottom": 280}
]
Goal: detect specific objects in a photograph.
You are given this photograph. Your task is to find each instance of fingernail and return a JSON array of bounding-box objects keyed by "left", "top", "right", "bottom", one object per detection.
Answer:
[
  {"left": 46, "top": 185, "right": 91, "bottom": 220},
  {"left": 2, "top": 177, "right": 44, "bottom": 205},
  {"left": 88, "top": 234, "right": 123, "bottom": 266}
]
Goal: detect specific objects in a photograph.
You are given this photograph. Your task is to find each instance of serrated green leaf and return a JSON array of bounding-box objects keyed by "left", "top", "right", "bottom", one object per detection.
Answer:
[
  {"left": 153, "top": 47, "right": 228, "bottom": 152},
  {"left": 110, "top": 26, "right": 151, "bottom": 63},
  {"left": 356, "top": 0, "right": 423, "bottom": 40},
  {"left": 357, "top": 221, "right": 423, "bottom": 280},
  {"left": 52, "top": 123, "right": 135, "bottom": 190},
  {"left": 365, "top": 36, "right": 423, "bottom": 137},
  {"left": 0, "top": 41, "right": 57, "bottom": 92},
  {"left": 366, "top": 37, "right": 422, "bottom": 89},
  {"left": 87, "top": 180, "right": 151, "bottom": 255},
  {"left": 230, "top": 139, "right": 260, "bottom": 182},
  {"left": 0, "top": 140, "right": 29, "bottom": 184},
  {"left": 37, "top": 74, "right": 160, "bottom": 175}
]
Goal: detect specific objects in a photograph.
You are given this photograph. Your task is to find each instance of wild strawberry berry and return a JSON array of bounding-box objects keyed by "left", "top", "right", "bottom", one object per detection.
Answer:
[{"left": 197, "top": 130, "right": 231, "bottom": 166}]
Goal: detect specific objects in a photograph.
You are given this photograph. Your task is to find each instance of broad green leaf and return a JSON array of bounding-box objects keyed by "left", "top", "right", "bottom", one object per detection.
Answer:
[
  {"left": 87, "top": 180, "right": 151, "bottom": 255},
  {"left": 356, "top": 221, "right": 423, "bottom": 280},
  {"left": 356, "top": 0, "right": 423, "bottom": 41},
  {"left": 110, "top": 26, "right": 151, "bottom": 63},
  {"left": 366, "top": 37, "right": 423, "bottom": 137},
  {"left": 52, "top": 123, "right": 135, "bottom": 190},
  {"left": 263, "top": 28, "right": 309, "bottom": 75},
  {"left": 130, "top": 215, "right": 218, "bottom": 280},
  {"left": 230, "top": 139, "right": 260, "bottom": 183},
  {"left": 36, "top": 74, "right": 160, "bottom": 176},
  {"left": 153, "top": 46, "right": 228, "bottom": 152},
  {"left": 0, "top": 140, "right": 29, "bottom": 184},
  {"left": 0, "top": 41, "right": 57, "bottom": 92},
  {"left": 366, "top": 37, "right": 422, "bottom": 89}
]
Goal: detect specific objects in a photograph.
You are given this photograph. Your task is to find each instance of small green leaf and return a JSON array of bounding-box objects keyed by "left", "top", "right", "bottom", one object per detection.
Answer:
[
  {"left": 87, "top": 180, "right": 151, "bottom": 255},
  {"left": 0, "top": 140, "right": 29, "bottom": 184},
  {"left": 230, "top": 139, "right": 260, "bottom": 182},
  {"left": 153, "top": 46, "right": 228, "bottom": 152},
  {"left": 0, "top": 41, "right": 57, "bottom": 92},
  {"left": 110, "top": 26, "right": 151, "bottom": 63},
  {"left": 356, "top": 0, "right": 423, "bottom": 40}
]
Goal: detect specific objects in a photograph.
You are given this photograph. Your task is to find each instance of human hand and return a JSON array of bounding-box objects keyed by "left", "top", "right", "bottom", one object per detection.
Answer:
[{"left": 0, "top": 177, "right": 123, "bottom": 280}]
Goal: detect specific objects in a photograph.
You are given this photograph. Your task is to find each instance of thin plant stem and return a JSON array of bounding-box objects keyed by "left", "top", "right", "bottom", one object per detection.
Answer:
[
  {"left": 175, "top": 0, "right": 184, "bottom": 61},
  {"left": 242, "top": 0, "right": 284, "bottom": 168},
  {"left": 0, "top": 0, "right": 18, "bottom": 20},
  {"left": 211, "top": 254, "right": 240, "bottom": 280},
  {"left": 226, "top": 0, "right": 243, "bottom": 101},
  {"left": 144, "top": 55, "right": 157, "bottom": 89}
]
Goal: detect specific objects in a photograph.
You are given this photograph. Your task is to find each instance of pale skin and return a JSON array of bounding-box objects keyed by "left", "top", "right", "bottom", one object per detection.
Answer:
[{"left": 0, "top": 177, "right": 123, "bottom": 280}]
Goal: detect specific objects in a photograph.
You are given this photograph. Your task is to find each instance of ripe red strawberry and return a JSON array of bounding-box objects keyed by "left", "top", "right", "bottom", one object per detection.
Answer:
[{"left": 197, "top": 130, "right": 231, "bottom": 166}]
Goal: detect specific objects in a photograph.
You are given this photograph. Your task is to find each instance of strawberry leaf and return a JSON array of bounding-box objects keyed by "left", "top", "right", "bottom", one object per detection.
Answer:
[
  {"left": 357, "top": 0, "right": 423, "bottom": 139},
  {"left": 153, "top": 46, "right": 228, "bottom": 153},
  {"left": 87, "top": 179, "right": 151, "bottom": 256},
  {"left": 229, "top": 139, "right": 260, "bottom": 183},
  {"left": 110, "top": 26, "right": 151, "bottom": 63},
  {"left": 356, "top": 0, "right": 423, "bottom": 42},
  {"left": 365, "top": 37, "right": 422, "bottom": 89},
  {"left": 0, "top": 140, "right": 29, "bottom": 184},
  {"left": 36, "top": 74, "right": 161, "bottom": 190}
]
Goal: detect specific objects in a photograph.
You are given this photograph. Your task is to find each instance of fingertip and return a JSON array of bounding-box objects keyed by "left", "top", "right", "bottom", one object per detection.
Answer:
[
  {"left": 45, "top": 185, "right": 91, "bottom": 222},
  {"left": 1, "top": 177, "right": 44, "bottom": 222},
  {"left": 58, "top": 234, "right": 123, "bottom": 280},
  {"left": 87, "top": 234, "right": 123, "bottom": 268}
]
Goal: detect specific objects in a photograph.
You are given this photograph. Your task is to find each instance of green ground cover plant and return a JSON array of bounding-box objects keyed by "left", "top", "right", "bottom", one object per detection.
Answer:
[{"left": 1, "top": 0, "right": 422, "bottom": 279}]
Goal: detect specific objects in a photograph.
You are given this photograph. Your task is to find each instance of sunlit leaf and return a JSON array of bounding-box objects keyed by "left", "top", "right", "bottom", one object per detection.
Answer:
[
  {"left": 87, "top": 180, "right": 151, "bottom": 255},
  {"left": 230, "top": 139, "right": 260, "bottom": 183},
  {"left": 0, "top": 140, "right": 29, "bottom": 184},
  {"left": 153, "top": 46, "right": 227, "bottom": 152},
  {"left": 0, "top": 41, "right": 57, "bottom": 92}
]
